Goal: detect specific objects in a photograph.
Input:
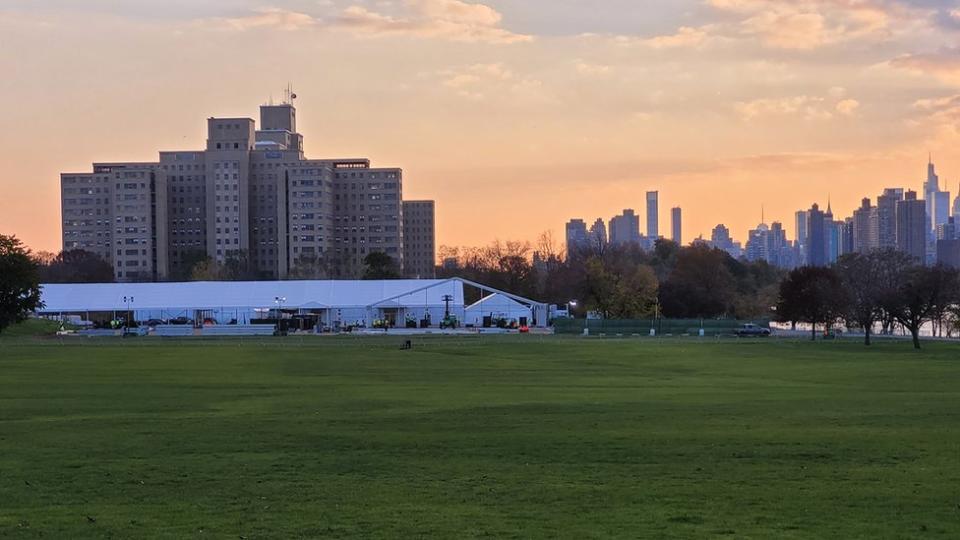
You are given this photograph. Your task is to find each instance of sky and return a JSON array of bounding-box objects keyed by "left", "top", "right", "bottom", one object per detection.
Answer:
[{"left": 3, "top": 0, "right": 960, "bottom": 254}]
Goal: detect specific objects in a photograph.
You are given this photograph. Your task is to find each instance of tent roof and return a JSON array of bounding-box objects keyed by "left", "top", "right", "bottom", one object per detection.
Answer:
[
  {"left": 465, "top": 293, "right": 530, "bottom": 312},
  {"left": 38, "top": 280, "right": 464, "bottom": 312}
]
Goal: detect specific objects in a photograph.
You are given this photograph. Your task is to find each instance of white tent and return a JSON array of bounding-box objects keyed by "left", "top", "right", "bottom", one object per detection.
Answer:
[
  {"left": 38, "top": 279, "right": 464, "bottom": 326},
  {"left": 464, "top": 293, "right": 533, "bottom": 327}
]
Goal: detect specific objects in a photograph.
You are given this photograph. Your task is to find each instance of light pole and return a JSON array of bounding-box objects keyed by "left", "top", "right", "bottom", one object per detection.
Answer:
[
  {"left": 122, "top": 295, "right": 134, "bottom": 335},
  {"left": 274, "top": 296, "right": 286, "bottom": 335}
]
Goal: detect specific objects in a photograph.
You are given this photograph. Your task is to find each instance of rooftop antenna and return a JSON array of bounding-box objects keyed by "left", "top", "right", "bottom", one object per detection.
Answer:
[{"left": 761, "top": 204, "right": 765, "bottom": 225}]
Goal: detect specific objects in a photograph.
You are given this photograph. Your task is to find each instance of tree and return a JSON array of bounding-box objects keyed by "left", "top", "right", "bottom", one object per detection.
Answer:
[
  {"left": 583, "top": 257, "right": 658, "bottom": 319},
  {"left": 39, "top": 249, "right": 114, "bottom": 283},
  {"left": 363, "top": 252, "right": 400, "bottom": 280},
  {"left": 885, "top": 264, "right": 958, "bottom": 350},
  {"left": 776, "top": 266, "right": 848, "bottom": 340},
  {"left": 190, "top": 251, "right": 258, "bottom": 281},
  {"left": 0, "top": 235, "right": 43, "bottom": 334},
  {"left": 170, "top": 249, "right": 209, "bottom": 282},
  {"left": 835, "top": 250, "right": 912, "bottom": 346},
  {"left": 289, "top": 254, "right": 330, "bottom": 280},
  {"left": 659, "top": 244, "right": 737, "bottom": 318}
]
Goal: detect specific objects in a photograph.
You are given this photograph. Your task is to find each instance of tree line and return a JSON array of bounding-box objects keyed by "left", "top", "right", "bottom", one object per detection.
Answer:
[
  {"left": 438, "top": 233, "right": 784, "bottom": 321},
  {"left": 776, "top": 249, "right": 960, "bottom": 349}
]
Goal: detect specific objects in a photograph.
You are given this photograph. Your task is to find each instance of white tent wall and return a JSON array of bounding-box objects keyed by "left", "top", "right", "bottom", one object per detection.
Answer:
[
  {"left": 464, "top": 294, "right": 533, "bottom": 327},
  {"left": 38, "top": 280, "right": 465, "bottom": 326}
]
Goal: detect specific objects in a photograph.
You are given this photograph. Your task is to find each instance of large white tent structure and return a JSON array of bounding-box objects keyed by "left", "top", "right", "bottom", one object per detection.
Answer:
[{"left": 38, "top": 278, "right": 549, "bottom": 329}]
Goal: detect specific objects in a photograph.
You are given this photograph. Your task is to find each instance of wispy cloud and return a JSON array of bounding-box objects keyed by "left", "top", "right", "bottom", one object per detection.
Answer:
[{"left": 197, "top": 1, "right": 532, "bottom": 44}]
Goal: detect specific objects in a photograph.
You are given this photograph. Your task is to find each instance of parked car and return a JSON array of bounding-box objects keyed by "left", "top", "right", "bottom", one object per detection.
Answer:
[{"left": 735, "top": 323, "right": 771, "bottom": 337}]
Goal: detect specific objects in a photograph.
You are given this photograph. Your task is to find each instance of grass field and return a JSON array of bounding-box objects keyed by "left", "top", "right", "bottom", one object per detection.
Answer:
[{"left": 1, "top": 332, "right": 959, "bottom": 539}]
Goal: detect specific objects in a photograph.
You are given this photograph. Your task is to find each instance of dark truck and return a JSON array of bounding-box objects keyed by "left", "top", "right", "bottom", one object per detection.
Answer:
[{"left": 735, "top": 323, "right": 771, "bottom": 337}]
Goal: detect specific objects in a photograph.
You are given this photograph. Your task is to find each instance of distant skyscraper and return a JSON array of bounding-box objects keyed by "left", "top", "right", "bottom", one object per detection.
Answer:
[
  {"left": 609, "top": 209, "right": 641, "bottom": 246},
  {"left": 876, "top": 188, "right": 903, "bottom": 249},
  {"left": 852, "top": 198, "right": 878, "bottom": 253},
  {"left": 807, "top": 203, "right": 827, "bottom": 266},
  {"left": 897, "top": 190, "right": 926, "bottom": 262},
  {"left": 670, "top": 207, "right": 682, "bottom": 244},
  {"left": 937, "top": 218, "right": 960, "bottom": 268},
  {"left": 841, "top": 217, "right": 855, "bottom": 256},
  {"left": 710, "top": 224, "right": 742, "bottom": 258},
  {"left": 746, "top": 223, "right": 770, "bottom": 262},
  {"left": 953, "top": 184, "right": 960, "bottom": 221},
  {"left": 824, "top": 201, "right": 842, "bottom": 264},
  {"left": 794, "top": 210, "right": 809, "bottom": 264},
  {"left": 589, "top": 218, "right": 607, "bottom": 250},
  {"left": 924, "top": 156, "right": 940, "bottom": 229},
  {"left": 646, "top": 192, "right": 659, "bottom": 238},
  {"left": 565, "top": 219, "right": 589, "bottom": 258}
]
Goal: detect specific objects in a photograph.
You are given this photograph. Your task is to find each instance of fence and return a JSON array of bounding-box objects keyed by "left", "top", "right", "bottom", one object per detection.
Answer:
[{"left": 552, "top": 318, "right": 770, "bottom": 336}]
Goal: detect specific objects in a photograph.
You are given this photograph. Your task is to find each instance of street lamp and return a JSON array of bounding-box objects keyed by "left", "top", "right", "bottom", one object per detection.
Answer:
[
  {"left": 274, "top": 296, "right": 287, "bottom": 335},
  {"left": 122, "top": 295, "right": 134, "bottom": 335}
]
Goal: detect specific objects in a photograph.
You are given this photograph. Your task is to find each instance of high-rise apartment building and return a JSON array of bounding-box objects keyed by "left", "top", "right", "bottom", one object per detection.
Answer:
[
  {"left": 402, "top": 200, "right": 436, "bottom": 278},
  {"left": 62, "top": 99, "right": 434, "bottom": 281},
  {"left": 897, "top": 190, "right": 926, "bottom": 262},
  {"left": 646, "top": 192, "right": 659, "bottom": 238},
  {"left": 61, "top": 162, "right": 170, "bottom": 281},
  {"left": 609, "top": 209, "right": 641, "bottom": 246},
  {"left": 670, "top": 207, "right": 682, "bottom": 245}
]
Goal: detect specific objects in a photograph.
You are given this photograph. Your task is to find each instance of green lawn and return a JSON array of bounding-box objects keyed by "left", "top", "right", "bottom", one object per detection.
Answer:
[{"left": 0, "top": 334, "right": 958, "bottom": 538}]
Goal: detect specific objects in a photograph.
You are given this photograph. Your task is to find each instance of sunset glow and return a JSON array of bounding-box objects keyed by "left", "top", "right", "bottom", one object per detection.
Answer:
[{"left": 3, "top": 0, "right": 960, "bottom": 253}]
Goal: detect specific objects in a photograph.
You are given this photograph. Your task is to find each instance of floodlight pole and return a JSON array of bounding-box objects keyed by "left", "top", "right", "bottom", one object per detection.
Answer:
[
  {"left": 442, "top": 294, "right": 453, "bottom": 319},
  {"left": 123, "top": 296, "right": 133, "bottom": 335},
  {"left": 275, "top": 296, "right": 287, "bottom": 335}
]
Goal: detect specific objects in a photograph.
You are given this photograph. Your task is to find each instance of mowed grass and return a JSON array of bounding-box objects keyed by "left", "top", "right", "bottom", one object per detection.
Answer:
[{"left": 0, "top": 334, "right": 959, "bottom": 539}]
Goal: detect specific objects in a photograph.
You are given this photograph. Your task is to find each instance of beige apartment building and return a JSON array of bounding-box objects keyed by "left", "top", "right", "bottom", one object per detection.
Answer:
[
  {"left": 403, "top": 200, "right": 437, "bottom": 278},
  {"left": 61, "top": 100, "right": 435, "bottom": 282}
]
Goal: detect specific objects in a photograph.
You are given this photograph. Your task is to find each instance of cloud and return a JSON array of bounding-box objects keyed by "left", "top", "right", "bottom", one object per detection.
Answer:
[
  {"left": 889, "top": 48, "right": 960, "bottom": 85},
  {"left": 438, "top": 63, "right": 551, "bottom": 102},
  {"left": 335, "top": 0, "right": 532, "bottom": 44},
  {"left": 705, "top": 0, "right": 899, "bottom": 50},
  {"left": 636, "top": 26, "right": 711, "bottom": 49},
  {"left": 198, "top": 1, "right": 531, "bottom": 44},
  {"left": 574, "top": 60, "right": 611, "bottom": 75},
  {"left": 206, "top": 8, "right": 319, "bottom": 31},
  {"left": 836, "top": 98, "right": 861, "bottom": 115},
  {"left": 735, "top": 92, "right": 862, "bottom": 120}
]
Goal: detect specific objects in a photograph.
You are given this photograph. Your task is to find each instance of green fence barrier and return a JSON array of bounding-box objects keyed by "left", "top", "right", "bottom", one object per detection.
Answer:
[{"left": 552, "top": 319, "right": 770, "bottom": 336}]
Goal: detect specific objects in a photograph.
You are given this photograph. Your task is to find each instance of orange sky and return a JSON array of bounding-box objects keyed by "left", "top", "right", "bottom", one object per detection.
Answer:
[{"left": 3, "top": 0, "right": 960, "bottom": 254}]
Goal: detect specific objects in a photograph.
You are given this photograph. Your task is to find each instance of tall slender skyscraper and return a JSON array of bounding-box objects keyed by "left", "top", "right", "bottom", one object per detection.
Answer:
[
  {"left": 646, "top": 191, "right": 659, "bottom": 238},
  {"left": 670, "top": 207, "right": 682, "bottom": 244},
  {"left": 795, "top": 210, "right": 810, "bottom": 265},
  {"left": 924, "top": 156, "right": 940, "bottom": 230}
]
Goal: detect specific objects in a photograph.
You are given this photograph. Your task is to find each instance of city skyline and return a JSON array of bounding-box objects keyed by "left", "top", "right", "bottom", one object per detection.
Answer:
[{"left": 6, "top": 1, "right": 960, "bottom": 253}]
